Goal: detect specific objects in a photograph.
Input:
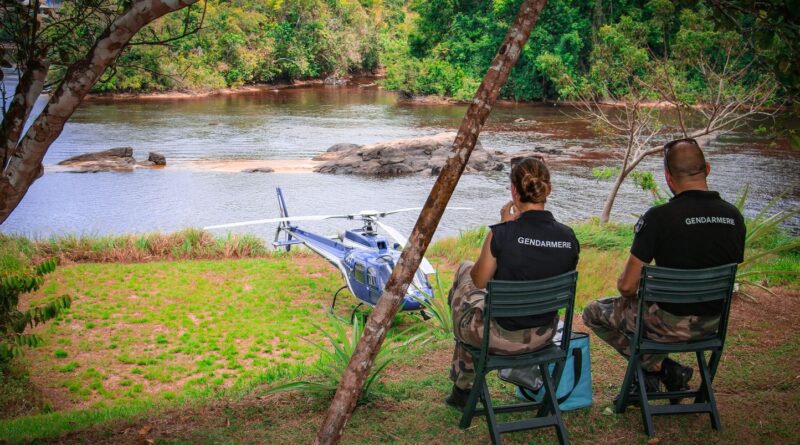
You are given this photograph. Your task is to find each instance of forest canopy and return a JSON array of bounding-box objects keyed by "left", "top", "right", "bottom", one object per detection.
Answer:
[{"left": 5, "top": 0, "right": 795, "bottom": 105}]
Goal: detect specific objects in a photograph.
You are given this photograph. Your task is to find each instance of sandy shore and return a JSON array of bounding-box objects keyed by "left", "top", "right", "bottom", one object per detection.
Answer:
[
  {"left": 45, "top": 159, "right": 322, "bottom": 174},
  {"left": 167, "top": 159, "right": 322, "bottom": 173}
]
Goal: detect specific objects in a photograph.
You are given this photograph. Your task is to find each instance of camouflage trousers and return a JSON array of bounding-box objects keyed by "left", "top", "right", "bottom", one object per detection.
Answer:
[
  {"left": 449, "top": 261, "right": 557, "bottom": 390},
  {"left": 582, "top": 296, "right": 720, "bottom": 371}
]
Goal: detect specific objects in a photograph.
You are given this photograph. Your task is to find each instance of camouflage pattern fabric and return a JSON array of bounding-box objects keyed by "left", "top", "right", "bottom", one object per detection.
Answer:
[
  {"left": 582, "top": 296, "right": 720, "bottom": 371},
  {"left": 449, "top": 261, "right": 557, "bottom": 390}
]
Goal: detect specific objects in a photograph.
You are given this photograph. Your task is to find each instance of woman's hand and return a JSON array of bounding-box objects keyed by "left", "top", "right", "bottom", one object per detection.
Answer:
[{"left": 500, "top": 201, "right": 519, "bottom": 222}]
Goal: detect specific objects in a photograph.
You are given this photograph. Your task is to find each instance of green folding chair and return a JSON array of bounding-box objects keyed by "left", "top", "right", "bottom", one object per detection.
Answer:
[
  {"left": 458, "top": 270, "right": 578, "bottom": 445},
  {"left": 615, "top": 264, "right": 738, "bottom": 436}
]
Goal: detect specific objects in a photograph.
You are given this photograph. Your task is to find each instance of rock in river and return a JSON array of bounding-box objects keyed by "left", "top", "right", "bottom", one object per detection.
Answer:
[
  {"left": 58, "top": 147, "right": 136, "bottom": 173},
  {"left": 58, "top": 147, "right": 166, "bottom": 172},
  {"left": 242, "top": 167, "right": 275, "bottom": 173},
  {"left": 312, "top": 132, "right": 503, "bottom": 176},
  {"left": 148, "top": 152, "right": 167, "bottom": 166}
]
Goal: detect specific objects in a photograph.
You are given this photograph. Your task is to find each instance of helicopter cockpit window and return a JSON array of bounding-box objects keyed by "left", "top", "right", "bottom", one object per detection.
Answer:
[
  {"left": 367, "top": 267, "right": 377, "bottom": 288},
  {"left": 354, "top": 263, "right": 366, "bottom": 283}
]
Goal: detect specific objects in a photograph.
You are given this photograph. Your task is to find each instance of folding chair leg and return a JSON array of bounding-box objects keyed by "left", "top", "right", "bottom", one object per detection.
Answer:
[
  {"left": 694, "top": 350, "right": 721, "bottom": 404},
  {"left": 615, "top": 356, "right": 638, "bottom": 413},
  {"left": 459, "top": 371, "right": 485, "bottom": 429},
  {"left": 540, "top": 363, "right": 570, "bottom": 445},
  {"left": 481, "top": 382, "right": 502, "bottom": 445},
  {"left": 635, "top": 362, "right": 655, "bottom": 437},
  {"left": 695, "top": 350, "right": 722, "bottom": 431}
]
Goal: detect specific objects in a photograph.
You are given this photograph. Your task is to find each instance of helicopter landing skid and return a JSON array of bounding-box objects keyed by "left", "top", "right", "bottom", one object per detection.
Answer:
[
  {"left": 350, "top": 303, "right": 365, "bottom": 323},
  {"left": 329, "top": 285, "right": 349, "bottom": 313},
  {"left": 419, "top": 309, "right": 431, "bottom": 321}
]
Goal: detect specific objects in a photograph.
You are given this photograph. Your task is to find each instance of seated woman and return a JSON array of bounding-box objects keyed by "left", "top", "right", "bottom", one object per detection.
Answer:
[{"left": 446, "top": 156, "right": 580, "bottom": 409}]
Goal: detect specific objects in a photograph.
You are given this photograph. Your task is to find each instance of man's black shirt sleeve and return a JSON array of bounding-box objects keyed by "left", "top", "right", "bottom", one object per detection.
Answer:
[{"left": 630, "top": 210, "right": 658, "bottom": 263}]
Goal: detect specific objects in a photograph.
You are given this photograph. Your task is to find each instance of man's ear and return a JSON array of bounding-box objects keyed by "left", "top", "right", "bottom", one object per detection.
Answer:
[
  {"left": 664, "top": 169, "right": 674, "bottom": 189},
  {"left": 705, "top": 161, "right": 711, "bottom": 177}
]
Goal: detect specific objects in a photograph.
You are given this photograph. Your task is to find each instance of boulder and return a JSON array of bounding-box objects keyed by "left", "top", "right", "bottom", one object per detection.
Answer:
[
  {"left": 242, "top": 167, "right": 275, "bottom": 173},
  {"left": 313, "top": 132, "right": 503, "bottom": 176},
  {"left": 58, "top": 147, "right": 136, "bottom": 172},
  {"left": 148, "top": 152, "right": 166, "bottom": 166}
]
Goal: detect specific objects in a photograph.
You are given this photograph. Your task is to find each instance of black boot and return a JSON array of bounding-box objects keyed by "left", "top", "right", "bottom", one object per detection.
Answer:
[
  {"left": 445, "top": 384, "right": 471, "bottom": 411},
  {"left": 614, "top": 371, "right": 661, "bottom": 407},
  {"left": 660, "top": 357, "right": 693, "bottom": 391}
]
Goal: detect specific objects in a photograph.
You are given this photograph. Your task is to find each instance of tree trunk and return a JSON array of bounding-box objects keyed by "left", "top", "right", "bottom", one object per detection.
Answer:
[
  {"left": 600, "top": 169, "right": 626, "bottom": 224},
  {"left": 1, "top": 59, "right": 50, "bottom": 166},
  {"left": 313, "top": 1, "right": 549, "bottom": 444},
  {"left": 0, "top": 0, "right": 200, "bottom": 223}
]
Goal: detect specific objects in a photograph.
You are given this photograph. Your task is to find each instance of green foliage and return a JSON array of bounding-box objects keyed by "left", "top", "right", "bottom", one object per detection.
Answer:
[
  {"left": 0, "top": 256, "right": 71, "bottom": 368},
  {"left": 265, "top": 316, "right": 424, "bottom": 402},
  {"left": 93, "top": 0, "right": 393, "bottom": 92},
  {"left": 571, "top": 218, "right": 635, "bottom": 251},
  {"left": 591, "top": 166, "right": 621, "bottom": 181},
  {"left": 411, "top": 269, "right": 453, "bottom": 339},
  {"left": 386, "top": 0, "right": 596, "bottom": 101},
  {"left": 630, "top": 171, "right": 669, "bottom": 206},
  {"left": 733, "top": 185, "right": 800, "bottom": 299}
]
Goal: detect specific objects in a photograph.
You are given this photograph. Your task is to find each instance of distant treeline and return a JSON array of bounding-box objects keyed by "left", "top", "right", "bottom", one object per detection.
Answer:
[{"left": 97, "top": 0, "right": 793, "bottom": 104}]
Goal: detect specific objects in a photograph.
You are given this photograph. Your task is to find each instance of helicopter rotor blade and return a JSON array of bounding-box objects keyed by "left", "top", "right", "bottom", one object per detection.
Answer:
[
  {"left": 378, "top": 206, "right": 472, "bottom": 217},
  {"left": 205, "top": 206, "right": 474, "bottom": 230},
  {"left": 376, "top": 221, "right": 435, "bottom": 275},
  {"left": 204, "top": 214, "right": 347, "bottom": 230}
]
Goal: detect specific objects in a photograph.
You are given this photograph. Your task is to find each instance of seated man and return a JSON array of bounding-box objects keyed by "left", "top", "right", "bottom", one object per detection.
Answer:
[{"left": 583, "top": 138, "right": 745, "bottom": 392}]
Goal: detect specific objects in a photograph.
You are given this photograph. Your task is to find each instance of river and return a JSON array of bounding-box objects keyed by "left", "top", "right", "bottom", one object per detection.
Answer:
[{"left": 1, "top": 74, "right": 799, "bottom": 240}]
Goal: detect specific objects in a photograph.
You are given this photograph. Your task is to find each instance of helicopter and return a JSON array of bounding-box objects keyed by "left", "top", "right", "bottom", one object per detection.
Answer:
[{"left": 204, "top": 188, "right": 470, "bottom": 318}]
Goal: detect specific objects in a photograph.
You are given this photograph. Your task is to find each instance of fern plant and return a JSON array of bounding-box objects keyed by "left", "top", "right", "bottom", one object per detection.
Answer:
[
  {"left": 265, "top": 315, "right": 425, "bottom": 402},
  {"left": 411, "top": 269, "right": 454, "bottom": 339},
  {"left": 1, "top": 257, "right": 71, "bottom": 368},
  {"left": 734, "top": 185, "right": 800, "bottom": 300}
]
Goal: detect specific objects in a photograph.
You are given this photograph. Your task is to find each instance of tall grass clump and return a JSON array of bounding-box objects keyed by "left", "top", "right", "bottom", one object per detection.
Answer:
[
  {"left": 20, "top": 229, "right": 272, "bottom": 263},
  {"left": 733, "top": 186, "right": 799, "bottom": 299},
  {"left": 265, "top": 316, "right": 425, "bottom": 402},
  {"left": 572, "top": 218, "right": 634, "bottom": 251},
  {"left": 412, "top": 269, "right": 453, "bottom": 339},
  {"left": 426, "top": 226, "right": 487, "bottom": 263}
]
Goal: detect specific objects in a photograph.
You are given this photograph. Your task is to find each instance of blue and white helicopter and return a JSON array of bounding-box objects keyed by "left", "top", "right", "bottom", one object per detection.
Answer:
[{"left": 204, "top": 188, "right": 469, "bottom": 318}]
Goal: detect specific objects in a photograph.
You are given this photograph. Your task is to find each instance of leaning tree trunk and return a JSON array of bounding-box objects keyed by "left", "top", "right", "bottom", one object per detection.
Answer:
[
  {"left": 600, "top": 168, "right": 627, "bottom": 224},
  {"left": 313, "top": 1, "right": 549, "bottom": 444},
  {"left": 0, "top": 0, "right": 200, "bottom": 223}
]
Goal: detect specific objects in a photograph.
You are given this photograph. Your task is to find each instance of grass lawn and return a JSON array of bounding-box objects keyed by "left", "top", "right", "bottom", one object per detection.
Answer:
[{"left": 0, "top": 224, "right": 797, "bottom": 443}]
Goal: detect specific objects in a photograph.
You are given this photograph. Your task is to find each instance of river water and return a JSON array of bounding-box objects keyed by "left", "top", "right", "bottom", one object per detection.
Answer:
[{"left": 1, "top": 75, "right": 798, "bottom": 240}]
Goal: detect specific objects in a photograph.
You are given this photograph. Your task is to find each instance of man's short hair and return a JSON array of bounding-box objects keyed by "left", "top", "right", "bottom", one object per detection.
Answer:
[{"left": 664, "top": 139, "right": 707, "bottom": 180}]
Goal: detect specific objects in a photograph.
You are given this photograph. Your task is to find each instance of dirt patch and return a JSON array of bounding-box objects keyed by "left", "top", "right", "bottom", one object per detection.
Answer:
[{"left": 35, "top": 287, "right": 799, "bottom": 444}]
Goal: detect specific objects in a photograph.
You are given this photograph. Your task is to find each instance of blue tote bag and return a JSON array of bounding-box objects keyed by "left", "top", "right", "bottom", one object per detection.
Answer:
[{"left": 499, "top": 329, "right": 593, "bottom": 411}]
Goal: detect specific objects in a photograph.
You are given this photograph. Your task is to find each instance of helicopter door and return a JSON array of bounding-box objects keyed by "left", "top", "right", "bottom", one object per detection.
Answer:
[{"left": 367, "top": 267, "right": 381, "bottom": 303}]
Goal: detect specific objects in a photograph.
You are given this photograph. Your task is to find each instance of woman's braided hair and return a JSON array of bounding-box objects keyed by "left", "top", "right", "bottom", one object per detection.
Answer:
[{"left": 510, "top": 157, "right": 551, "bottom": 204}]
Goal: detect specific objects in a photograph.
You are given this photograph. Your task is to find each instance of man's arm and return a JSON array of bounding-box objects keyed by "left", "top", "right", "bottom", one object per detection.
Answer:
[
  {"left": 617, "top": 254, "right": 647, "bottom": 298},
  {"left": 470, "top": 232, "right": 497, "bottom": 289}
]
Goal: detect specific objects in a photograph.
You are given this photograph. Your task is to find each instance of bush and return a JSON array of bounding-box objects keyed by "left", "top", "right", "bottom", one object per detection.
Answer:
[{"left": 1, "top": 257, "right": 71, "bottom": 369}]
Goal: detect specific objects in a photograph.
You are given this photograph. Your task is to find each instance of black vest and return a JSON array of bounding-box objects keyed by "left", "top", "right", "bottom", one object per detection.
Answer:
[
  {"left": 631, "top": 190, "right": 745, "bottom": 315},
  {"left": 490, "top": 210, "right": 580, "bottom": 329}
]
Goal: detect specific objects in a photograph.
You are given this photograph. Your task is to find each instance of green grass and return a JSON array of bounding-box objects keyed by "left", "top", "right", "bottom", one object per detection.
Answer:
[{"left": 0, "top": 224, "right": 796, "bottom": 443}]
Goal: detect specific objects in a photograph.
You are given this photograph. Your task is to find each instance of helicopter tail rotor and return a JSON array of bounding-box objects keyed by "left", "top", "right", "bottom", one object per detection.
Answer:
[{"left": 276, "top": 188, "right": 293, "bottom": 251}]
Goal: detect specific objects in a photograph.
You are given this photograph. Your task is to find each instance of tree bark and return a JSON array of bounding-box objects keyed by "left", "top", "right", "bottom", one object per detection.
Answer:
[
  {"left": 1, "top": 59, "right": 50, "bottom": 167},
  {"left": 600, "top": 169, "right": 625, "bottom": 224},
  {"left": 313, "top": 1, "right": 549, "bottom": 444},
  {"left": 0, "top": 0, "right": 200, "bottom": 223}
]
